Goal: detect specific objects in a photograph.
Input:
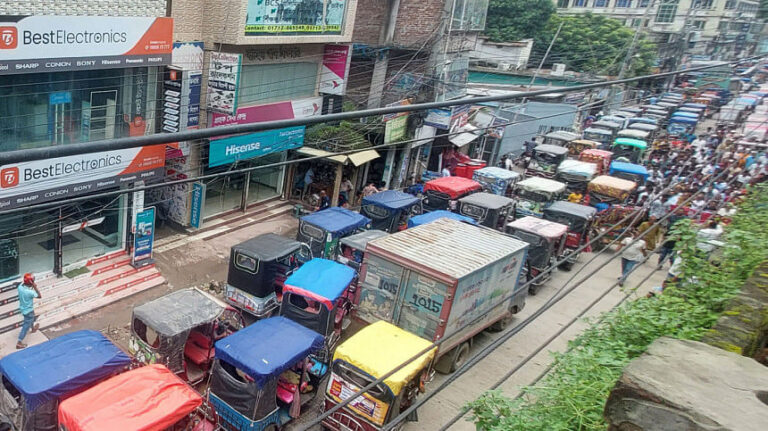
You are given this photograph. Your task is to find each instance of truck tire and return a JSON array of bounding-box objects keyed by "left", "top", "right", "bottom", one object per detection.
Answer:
[
  {"left": 434, "top": 342, "right": 471, "bottom": 374},
  {"left": 488, "top": 315, "right": 512, "bottom": 332}
]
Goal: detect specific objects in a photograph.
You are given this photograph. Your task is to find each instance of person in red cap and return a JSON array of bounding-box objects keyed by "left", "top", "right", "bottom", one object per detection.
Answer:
[{"left": 16, "top": 273, "right": 41, "bottom": 349}]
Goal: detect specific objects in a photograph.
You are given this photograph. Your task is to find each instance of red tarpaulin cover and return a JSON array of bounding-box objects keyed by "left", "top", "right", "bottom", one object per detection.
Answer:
[
  {"left": 58, "top": 364, "right": 202, "bottom": 431},
  {"left": 423, "top": 176, "right": 482, "bottom": 199}
]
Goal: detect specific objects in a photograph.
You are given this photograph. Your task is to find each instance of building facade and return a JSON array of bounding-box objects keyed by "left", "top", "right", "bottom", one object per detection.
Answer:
[{"left": 555, "top": 0, "right": 761, "bottom": 67}]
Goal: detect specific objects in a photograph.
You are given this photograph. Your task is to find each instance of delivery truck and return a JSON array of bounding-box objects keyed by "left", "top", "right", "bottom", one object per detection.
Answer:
[{"left": 354, "top": 217, "right": 529, "bottom": 374}]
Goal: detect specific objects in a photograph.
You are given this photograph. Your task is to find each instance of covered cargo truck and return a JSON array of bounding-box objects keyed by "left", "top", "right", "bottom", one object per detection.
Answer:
[{"left": 354, "top": 217, "right": 529, "bottom": 374}]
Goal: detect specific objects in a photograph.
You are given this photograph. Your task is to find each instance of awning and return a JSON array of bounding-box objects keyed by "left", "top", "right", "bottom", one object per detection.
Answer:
[
  {"left": 449, "top": 124, "right": 480, "bottom": 148},
  {"left": 296, "top": 148, "right": 380, "bottom": 166}
]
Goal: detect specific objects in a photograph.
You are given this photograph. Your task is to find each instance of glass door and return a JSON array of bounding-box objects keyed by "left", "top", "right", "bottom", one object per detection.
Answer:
[{"left": 88, "top": 90, "right": 118, "bottom": 141}]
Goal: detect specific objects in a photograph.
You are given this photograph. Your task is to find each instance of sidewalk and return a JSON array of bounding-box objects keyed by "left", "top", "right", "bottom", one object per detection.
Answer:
[{"left": 0, "top": 328, "right": 48, "bottom": 358}]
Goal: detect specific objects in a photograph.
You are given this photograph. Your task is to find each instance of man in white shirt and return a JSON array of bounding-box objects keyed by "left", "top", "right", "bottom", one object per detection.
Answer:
[
  {"left": 617, "top": 233, "right": 646, "bottom": 286},
  {"left": 441, "top": 167, "right": 451, "bottom": 177},
  {"left": 504, "top": 156, "right": 514, "bottom": 171},
  {"left": 696, "top": 221, "right": 723, "bottom": 254}
]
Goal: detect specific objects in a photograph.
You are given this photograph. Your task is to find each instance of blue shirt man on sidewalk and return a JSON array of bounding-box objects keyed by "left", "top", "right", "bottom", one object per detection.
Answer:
[{"left": 17, "top": 273, "right": 41, "bottom": 349}]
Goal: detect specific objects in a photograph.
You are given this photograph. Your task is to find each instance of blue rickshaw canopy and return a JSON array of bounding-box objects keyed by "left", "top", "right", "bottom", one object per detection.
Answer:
[
  {"left": 300, "top": 207, "right": 371, "bottom": 236},
  {"left": 362, "top": 190, "right": 420, "bottom": 211},
  {"left": 283, "top": 258, "right": 356, "bottom": 309},
  {"left": 407, "top": 210, "right": 477, "bottom": 228}
]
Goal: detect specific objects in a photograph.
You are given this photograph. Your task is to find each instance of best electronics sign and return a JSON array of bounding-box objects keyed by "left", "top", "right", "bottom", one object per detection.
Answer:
[
  {"left": 0, "top": 146, "right": 166, "bottom": 210},
  {"left": 0, "top": 16, "right": 173, "bottom": 74}
]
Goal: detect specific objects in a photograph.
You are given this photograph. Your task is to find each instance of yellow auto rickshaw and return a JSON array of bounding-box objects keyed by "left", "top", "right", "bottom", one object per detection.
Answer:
[
  {"left": 321, "top": 321, "right": 436, "bottom": 431},
  {"left": 587, "top": 175, "right": 637, "bottom": 206},
  {"left": 565, "top": 139, "right": 599, "bottom": 157}
]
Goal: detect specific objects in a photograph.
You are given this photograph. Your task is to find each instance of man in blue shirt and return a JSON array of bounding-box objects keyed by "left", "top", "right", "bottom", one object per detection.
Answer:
[{"left": 17, "top": 273, "right": 41, "bottom": 349}]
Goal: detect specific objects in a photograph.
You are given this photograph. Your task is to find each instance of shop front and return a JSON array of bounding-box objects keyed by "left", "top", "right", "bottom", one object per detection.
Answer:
[{"left": 0, "top": 15, "right": 173, "bottom": 280}]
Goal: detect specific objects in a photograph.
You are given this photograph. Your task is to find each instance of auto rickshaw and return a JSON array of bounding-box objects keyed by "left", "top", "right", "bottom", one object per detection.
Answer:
[
  {"left": 360, "top": 190, "right": 421, "bottom": 233},
  {"left": 543, "top": 201, "right": 598, "bottom": 269},
  {"left": 129, "top": 288, "right": 245, "bottom": 385},
  {"left": 682, "top": 102, "right": 708, "bottom": 117},
  {"left": 321, "top": 320, "right": 436, "bottom": 431},
  {"left": 667, "top": 115, "right": 697, "bottom": 136},
  {"left": 506, "top": 216, "right": 568, "bottom": 292},
  {"left": 472, "top": 166, "right": 521, "bottom": 195},
  {"left": 208, "top": 316, "right": 325, "bottom": 431},
  {"left": 57, "top": 364, "right": 206, "bottom": 431},
  {"left": 611, "top": 137, "right": 647, "bottom": 163},
  {"left": 298, "top": 207, "right": 371, "bottom": 260},
  {"left": 600, "top": 115, "right": 627, "bottom": 127},
  {"left": 565, "top": 139, "right": 599, "bottom": 157},
  {"left": 627, "top": 122, "right": 659, "bottom": 142},
  {"left": 279, "top": 258, "right": 357, "bottom": 366},
  {"left": 614, "top": 110, "right": 638, "bottom": 119},
  {"left": 0, "top": 330, "right": 131, "bottom": 431},
  {"left": 618, "top": 106, "right": 643, "bottom": 115},
  {"left": 457, "top": 192, "right": 516, "bottom": 230},
  {"left": 616, "top": 129, "right": 650, "bottom": 143},
  {"left": 513, "top": 177, "right": 566, "bottom": 218},
  {"left": 526, "top": 144, "right": 569, "bottom": 179},
  {"left": 678, "top": 106, "right": 704, "bottom": 117},
  {"left": 591, "top": 119, "right": 622, "bottom": 138},
  {"left": 579, "top": 148, "right": 613, "bottom": 175},
  {"left": 406, "top": 210, "right": 477, "bottom": 228},
  {"left": 609, "top": 161, "right": 649, "bottom": 186},
  {"left": 582, "top": 127, "right": 614, "bottom": 148},
  {"left": 555, "top": 159, "right": 597, "bottom": 193},
  {"left": 225, "top": 234, "right": 306, "bottom": 318},
  {"left": 336, "top": 230, "right": 389, "bottom": 272},
  {"left": 422, "top": 176, "right": 482, "bottom": 212},
  {"left": 541, "top": 130, "right": 580, "bottom": 147},
  {"left": 626, "top": 117, "right": 657, "bottom": 126},
  {"left": 587, "top": 175, "right": 637, "bottom": 207}
]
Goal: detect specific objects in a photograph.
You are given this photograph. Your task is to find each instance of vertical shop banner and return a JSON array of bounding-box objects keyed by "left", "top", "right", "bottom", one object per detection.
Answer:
[
  {"left": 207, "top": 52, "right": 241, "bottom": 115},
  {"left": 164, "top": 42, "right": 204, "bottom": 159},
  {"left": 133, "top": 207, "right": 156, "bottom": 267},
  {"left": 245, "top": 0, "right": 347, "bottom": 35},
  {"left": 190, "top": 182, "right": 206, "bottom": 229},
  {"left": 319, "top": 44, "right": 352, "bottom": 95},
  {"left": 162, "top": 68, "right": 182, "bottom": 134}
]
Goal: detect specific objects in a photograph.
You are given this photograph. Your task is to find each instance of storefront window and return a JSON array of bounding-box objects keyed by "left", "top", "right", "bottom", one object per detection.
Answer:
[
  {"left": 62, "top": 195, "right": 126, "bottom": 269},
  {"left": 238, "top": 63, "right": 318, "bottom": 106},
  {"left": 246, "top": 152, "right": 286, "bottom": 203},
  {"left": 0, "top": 67, "right": 158, "bottom": 152},
  {"left": 0, "top": 212, "right": 55, "bottom": 280}
]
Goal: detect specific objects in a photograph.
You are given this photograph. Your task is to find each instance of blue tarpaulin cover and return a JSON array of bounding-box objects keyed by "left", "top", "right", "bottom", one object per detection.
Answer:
[
  {"left": 362, "top": 190, "right": 420, "bottom": 211},
  {"left": 407, "top": 210, "right": 477, "bottom": 228},
  {"left": 0, "top": 330, "right": 131, "bottom": 410},
  {"left": 214, "top": 316, "right": 324, "bottom": 387},
  {"left": 610, "top": 162, "right": 649, "bottom": 178},
  {"left": 283, "top": 258, "right": 356, "bottom": 306},
  {"left": 300, "top": 207, "right": 370, "bottom": 236}
]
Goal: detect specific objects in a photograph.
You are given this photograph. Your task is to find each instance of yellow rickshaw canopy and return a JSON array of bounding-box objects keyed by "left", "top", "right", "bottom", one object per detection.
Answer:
[{"left": 333, "top": 321, "right": 436, "bottom": 395}]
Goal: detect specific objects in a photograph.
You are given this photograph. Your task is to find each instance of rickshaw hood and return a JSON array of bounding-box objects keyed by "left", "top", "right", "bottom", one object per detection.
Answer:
[
  {"left": 57, "top": 364, "right": 201, "bottom": 431},
  {"left": 583, "top": 128, "right": 612, "bottom": 136},
  {"left": 407, "top": 210, "right": 477, "bottom": 228},
  {"left": 459, "top": 192, "right": 515, "bottom": 210},
  {"left": 300, "top": 207, "right": 371, "bottom": 236},
  {"left": 214, "top": 317, "right": 324, "bottom": 388},
  {"left": 340, "top": 230, "right": 389, "bottom": 251},
  {"left": 557, "top": 160, "right": 597, "bottom": 177},
  {"left": 544, "top": 131, "right": 580, "bottom": 142},
  {"left": 507, "top": 216, "right": 568, "bottom": 239},
  {"left": 588, "top": 175, "right": 637, "bottom": 195},
  {"left": 534, "top": 144, "right": 569, "bottom": 156},
  {"left": 610, "top": 162, "right": 649, "bottom": 179},
  {"left": 517, "top": 177, "right": 567, "bottom": 195},
  {"left": 362, "top": 190, "right": 420, "bottom": 211},
  {"left": 333, "top": 321, "right": 436, "bottom": 396},
  {"left": 473, "top": 166, "right": 520, "bottom": 182},
  {"left": 545, "top": 201, "right": 597, "bottom": 220},
  {"left": 580, "top": 149, "right": 613, "bottom": 159},
  {"left": 612, "top": 138, "right": 648, "bottom": 149},
  {"left": 423, "top": 176, "right": 482, "bottom": 199},
  {"left": 283, "top": 258, "right": 356, "bottom": 309},
  {"left": 0, "top": 330, "right": 131, "bottom": 411},
  {"left": 132, "top": 288, "right": 226, "bottom": 337},
  {"left": 232, "top": 233, "right": 301, "bottom": 262}
]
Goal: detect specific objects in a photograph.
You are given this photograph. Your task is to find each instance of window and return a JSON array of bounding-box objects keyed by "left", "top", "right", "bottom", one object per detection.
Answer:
[
  {"left": 573, "top": 0, "right": 588, "bottom": 6},
  {"left": 693, "top": 20, "right": 705, "bottom": 29},
  {"left": 695, "top": 0, "right": 713, "bottom": 9},
  {"left": 616, "top": 0, "right": 632, "bottom": 7},
  {"left": 234, "top": 252, "right": 258, "bottom": 273},
  {"left": 638, "top": 0, "right": 650, "bottom": 6},
  {"left": 655, "top": 0, "right": 679, "bottom": 23},
  {"left": 237, "top": 62, "right": 318, "bottom": 107},
  {"left": 719, "top": 20, "right": 729, "bottom": 30},
  {"left": 557, "top": 0, "right": 570, "bottom": 7},
  {"left": 594, "top": 0, "right": 608, "bottom": 6},
  {"left": 631, "top": 18, "right": 643, "bottom": 27},
  {"left": 725, "top": 0, "right": 736, "bottom": 9},
  {"left": 451, "top": 0, "right": 490, "bottom": 30}
]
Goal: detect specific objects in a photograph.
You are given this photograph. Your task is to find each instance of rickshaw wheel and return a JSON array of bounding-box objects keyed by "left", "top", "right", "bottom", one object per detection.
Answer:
[{"left": 528, "top": 285, "right": 538, "bottom": 295}]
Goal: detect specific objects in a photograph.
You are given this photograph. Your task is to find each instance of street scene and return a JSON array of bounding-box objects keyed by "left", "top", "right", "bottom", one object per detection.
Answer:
[{"left": 0, "top": 1, "right": 768, "bottom": 430}]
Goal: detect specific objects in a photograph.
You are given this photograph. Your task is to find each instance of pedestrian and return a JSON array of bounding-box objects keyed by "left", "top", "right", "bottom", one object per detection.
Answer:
[
  {"left": 441, "top": 166, "right": 451, "bottom": 177},
  {"left": 318, "top": 190, "right": 330, "bottom": 210},
  {"left": 17, "top": 273, "right": 41, "bottom": 349},
  {"left": 302, "top": 167, "right": 314, "bottom": 199},
  {"left": 657, "top": 236, "right": 676, "bottom": 269},
  {"left": 696, "top": 220, "right": 723, "bottom": 255},
  {"left": 339, "top": 177, "right": 353, "bottom": 202},
  {"left": 617, "top": 232, "right": 646, "bottom": 287},
  {"left": 362, "top": 182, "right": 378, "bottom": 197},
  {"left": 504, "top": 155, "right": 514, "bottom": 171},
  {"left": 637, "top": 216, "right": 660, "bottom": 251}
]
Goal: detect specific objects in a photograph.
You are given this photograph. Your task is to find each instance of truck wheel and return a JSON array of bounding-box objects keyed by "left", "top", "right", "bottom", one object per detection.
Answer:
[
  {"left": 450, "top": 342, "right": 471, "bottom": 373},
  {"left": 434, "top": 342, "right": 471, "bottom": 374},
  {"left": 488, "top": 315, "right": 512, "bottom": 332},
  {"left": 528, "top": 285, "right": 538, "bottom": 295}
]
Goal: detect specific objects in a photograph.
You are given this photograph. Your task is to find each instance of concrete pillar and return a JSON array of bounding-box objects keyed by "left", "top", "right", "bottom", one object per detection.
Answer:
[
  {"left": 331, "top": 164, "right": 343, "bottom": 207},
  {"left": 367, "top": 50, "right": 390, "bottom": 109}
]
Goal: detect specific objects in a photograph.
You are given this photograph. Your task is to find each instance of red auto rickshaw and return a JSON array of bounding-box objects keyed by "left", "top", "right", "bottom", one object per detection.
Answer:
[{"left": 422, "top": 176, "right": 482, "bottom": 212}]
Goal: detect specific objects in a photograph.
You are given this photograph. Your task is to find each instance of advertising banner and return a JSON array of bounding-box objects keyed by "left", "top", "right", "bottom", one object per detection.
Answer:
[
  {"left": 133, "top": 207, "right": 155, "bottom": 267},
  {"left": 384, "top": 115, "right": 408, "bottom": 144},
  {"left": 450, "top": 104, "right": 471, "bottom": 133},
  {"left": 424, "top": 108, "right": 451, "bottom": 129},
  {"left": 207, "top": 52, "right": 241, "bottom": 115},
  {"left": 245, "top": 0, "right": 347, "bottom": 35},
  {"left": 208, "top": 126, "right": 306, "bottom": 167},
  {"left": 319, "top": 44, "right": 352, "bottom": 95},
  {"left": 210, "top": 96, "right": 322, "bottom": 128},
  {"left": 0, "top": 145, "right": 166, "bottom": 210},
  {"left": 0, "top": 16, "right": 172, "bottom": 75},
  {"left": 190, "top": 182, "right": 206, "bottom": 229},
  {"left": 163, "top": 42, "right": 204, "bottom": 159}
]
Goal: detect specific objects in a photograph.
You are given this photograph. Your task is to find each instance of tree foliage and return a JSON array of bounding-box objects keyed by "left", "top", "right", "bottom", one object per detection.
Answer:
[
  {"left": 484, "top": 0, "right": 556, "bottom": 42},
  {"left": 534, "top": 14, "right": 657, "bottom": 77}
]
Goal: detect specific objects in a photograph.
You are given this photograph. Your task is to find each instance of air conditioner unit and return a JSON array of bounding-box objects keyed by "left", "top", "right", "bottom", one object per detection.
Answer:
[{"left": 551, "top": 63, "right": 566, "bottom": 76}]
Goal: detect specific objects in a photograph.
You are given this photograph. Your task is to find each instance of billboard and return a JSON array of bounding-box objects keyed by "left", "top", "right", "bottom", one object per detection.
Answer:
[
  {"left": 207, "top": 52, "right": 242, "bottom": 115},
  {"left": 245, "top": 0, "right": 347, "bottom": 35},
  {"left": 0, "top": 146, "right": 166, "bottom": 210},
  {"left": 208, "top": 126, "right": 306, "bottom": 167},
  {"left": 0, "top": 16, "right": 172, "bottom": 74},
  {"left": 319, "top": 44, "right": 352, "bottom": 95},
  {"left": 210, "top": 96, "right": 322, "bottom": 128}
]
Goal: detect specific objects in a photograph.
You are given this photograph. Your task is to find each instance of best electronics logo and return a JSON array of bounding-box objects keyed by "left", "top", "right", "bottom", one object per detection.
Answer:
[
  {"left": 1, "top": 167, "right": 19, "bottom": 188},
  {"left": 0, "top": 27, "right": 17, "bottom": 49}
]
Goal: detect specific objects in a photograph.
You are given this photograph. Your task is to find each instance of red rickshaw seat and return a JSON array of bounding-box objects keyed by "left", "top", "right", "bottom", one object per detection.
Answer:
[{"left": 184, "top": 331, "right": 214, "bottom": 365}]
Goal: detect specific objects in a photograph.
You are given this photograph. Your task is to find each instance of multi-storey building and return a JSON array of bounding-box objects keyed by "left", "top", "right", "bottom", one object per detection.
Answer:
[{"left": 555, "top": 1, "right": 760, "bottom": 67}]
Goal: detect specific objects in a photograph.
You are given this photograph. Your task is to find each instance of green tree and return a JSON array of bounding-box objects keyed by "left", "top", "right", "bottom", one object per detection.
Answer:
[
  {"left": 535, "top": 14, "right": 657, "bottom": 77},
  {"left": 484, "top": 0, "right": 556, "bottom": 42}
]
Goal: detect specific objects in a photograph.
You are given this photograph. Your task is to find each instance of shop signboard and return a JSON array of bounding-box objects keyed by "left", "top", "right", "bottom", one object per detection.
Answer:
[
  {"left": 208, "top": 126, "right": 306, "bottom": 168},
  {"left": 245, "top": 0, "right": 347, "bottom": 35},
  {"left": 190, "top": 182, "right": 205, "bottom": 229},
  {"left": 319, "top": 44, "right": 352, "bottom": 95},
  {"left": 424, "top": 109, "right": 451, "bottom": 129},
  {"left": 210, "top": 96, "right": 322, "bottom": 128},
  {"left": 164, "top": 42, "right": 204, "bottom": 159},
  {"left": 49, "top": 92, "right": 71, "bottom": 105},
  {"left": 450, "top": 104, "right": 471, "bottom": 133},
  {"left": 0, "top": 16, "right": 172, "bottom": 75},
  {"left": 207, "top": 52, "right": 242, "bottom": 115},
  {"left": 384, "top": 115, "right": 408, "bottom": 144},
  {"left": 0, "top": 145, "right": 166, "bottom": 210},
  {"left": 132, "top": 207, "right": 155, "bottom": 267}
]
